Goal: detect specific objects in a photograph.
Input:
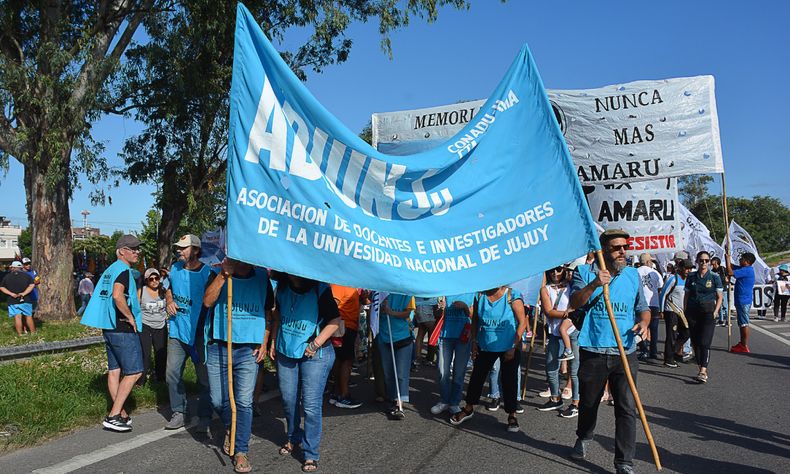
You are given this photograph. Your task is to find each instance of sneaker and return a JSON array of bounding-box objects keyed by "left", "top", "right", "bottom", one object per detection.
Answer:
[
  {"left": 386, "top": 406, "right": 405, "bottom": 420},
  {"left": 328, "top": 394, "right": 338, "bottom": 406},
  {"left": 637, "top": 352, "right": 649, "bottom": 362},
  {"left": 165, "top": 411, "right": 185, "bottom": 430},
  {"left": 507, "top": 416, "right": 520, "bottom": 433},
  {"left": 485, "top": 398, "right": 500, "bottom": 411},
  {"left": 335, "top": 397, "right": 363, "bottom": 409},
  {"left": 537, "top": 399, "right": 564, "bottom": 411},
  {"left": 121, "top": 415, "right": 132, "bottom": 426},
  {"left": 731, "top": 343, "right": 750, "bottom": 353},
  {"left": 561, "top": 387, "right": 572, "bottom": 400},
  {"left": 103, "top": 415, "right": 132, "bottom": 432},
  {"left": 682, "top": 353, "right": 694, "bottom": 362},
  {"left": 774, "top": 317, "right": 781, "bottom": 322},
  {"left": 539, "top": 388, "right": 551, "bottom": 398},
  {"left": 449, "top": 407, "right": 473, "bottom": 425},
  {"left": 559, "top": 404, "right": 579, "bottom": 418},
  {"left": 431, "top": 402, "right": 449, "bottom": 415},
  {"left": 559, "top": 350, "right": 575, "bottom": 361},
  {"left": 514, "top": 404, "right": 525, "bottom": 414},
  {"left": 615, "top": 465, "right": 635, "bottom": 474},
  {"left": 695, "top": 372, "right": 709, "bottom": 383},
  {"left": 570, "top": 438, "right": 588, "bottom": 460},
  {"left": 663, "top": 361, "right": 679, "bottom": 368}
]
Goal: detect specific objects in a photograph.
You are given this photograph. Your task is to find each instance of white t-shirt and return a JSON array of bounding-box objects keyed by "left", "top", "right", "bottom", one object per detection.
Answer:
[
  {"left": 638, "top": 265, "right": 663, "bottom": 308},
  {"left": 545, "top": 283, "right": 571, "bottom": 336}
]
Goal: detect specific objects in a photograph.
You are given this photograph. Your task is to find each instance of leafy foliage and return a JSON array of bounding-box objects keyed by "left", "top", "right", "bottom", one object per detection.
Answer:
[
  {"left": 678, "top": 175, "right": 714, "bottom": 207},
  {"left": 690, "top": 195, "right": 790, "bottom": 255}
]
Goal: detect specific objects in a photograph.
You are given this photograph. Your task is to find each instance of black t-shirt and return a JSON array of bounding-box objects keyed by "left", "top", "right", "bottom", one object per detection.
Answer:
[
  {"left": 112, "top": 271, "right": 136, "bottom": 333},
  {"left": 1, "top": 271, "right": 35, "bottom": 304}
]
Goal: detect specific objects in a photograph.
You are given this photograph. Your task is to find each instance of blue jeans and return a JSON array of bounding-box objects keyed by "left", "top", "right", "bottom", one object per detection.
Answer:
[
  {"left": 207, "top": 343, "right": 258, "bottom": 454},
  {"left": 378, "top": 339, "right": 413, "bottom": 403},
  {"left": 437, "top": 338, "right": 471, "bottom": 409},
  {"left": 103, "top": 330, "right": 144, "bottom": 375},
  {"left": 76, "top": 294, "right": 91, "bottom": 316},
  {"left": 717, "top": 292, "right": 729, "bottom": 323},
  {"left": 488, "top": 356, "right": 522, "bottom": 401},
  {"left": 166, "top": 337, "right": 212, "bottom": 418},
  {"left": 546, "top": 332, "right": 580, "bottom": 401},
  {"left": 277, "top": 346, "right": 335, "bottom": 461}
]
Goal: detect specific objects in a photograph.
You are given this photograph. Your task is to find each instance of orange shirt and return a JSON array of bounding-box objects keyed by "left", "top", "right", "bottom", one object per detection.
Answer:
[{"left": 331, "top": 284, "right": 360, "bottom": 331}]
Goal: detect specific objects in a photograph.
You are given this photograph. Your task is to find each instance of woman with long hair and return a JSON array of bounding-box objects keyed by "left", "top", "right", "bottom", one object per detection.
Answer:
[{"left": 138, "top": 268, "right": 168, "bottom": 385}]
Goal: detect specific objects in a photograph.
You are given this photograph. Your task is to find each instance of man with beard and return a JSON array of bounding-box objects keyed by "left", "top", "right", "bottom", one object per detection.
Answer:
[{"left": 568, "top": 229, "right": 650, "bottom": 474}]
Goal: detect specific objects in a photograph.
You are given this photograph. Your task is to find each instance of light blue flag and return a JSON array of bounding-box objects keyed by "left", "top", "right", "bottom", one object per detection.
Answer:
[{"left": 226, "top": 4, "right": 600, "bottom": 296}]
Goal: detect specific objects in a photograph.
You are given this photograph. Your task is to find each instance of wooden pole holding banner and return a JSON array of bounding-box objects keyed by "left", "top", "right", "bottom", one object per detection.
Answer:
[
  {"left": 595, "top": 250, "right": 662, "bottom": 471},
  {"left": 227, "top": 277, "right": 238, "bottom": 456},
  {"left": 721, "top": 174, "right": 734, "bottom": 348},
  {"left": 521, "top": 275, "right": 546, "bottom": 400}
]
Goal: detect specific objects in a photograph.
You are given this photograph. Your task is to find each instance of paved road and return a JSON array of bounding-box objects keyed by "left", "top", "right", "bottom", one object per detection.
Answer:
[{"left": 1, "top": 321, "right": 788, "bottom": 474}]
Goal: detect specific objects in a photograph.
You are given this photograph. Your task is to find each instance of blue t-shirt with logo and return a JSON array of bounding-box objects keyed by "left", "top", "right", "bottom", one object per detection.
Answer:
[
  {"left": 379, "top": 294, "right": 413, "bottom": 344},
  {"left": 476, "top": 288, "right": 522, "bottom": 352},
  {"left": 442, "top": 293, "right": 476, "bottom": 339}
]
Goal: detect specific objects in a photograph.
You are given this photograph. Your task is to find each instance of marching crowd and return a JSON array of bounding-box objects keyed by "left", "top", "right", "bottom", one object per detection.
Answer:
[{"left": 68, "top": 227, "right": 764, "bottom": 473}]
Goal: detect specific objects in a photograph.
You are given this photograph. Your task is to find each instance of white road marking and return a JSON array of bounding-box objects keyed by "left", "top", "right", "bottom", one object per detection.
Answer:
[
  {"left": 750, "top": 324, "right": 790, "bottom": 347},
  {"left": 781, "top": 332, "right": 790, "bottom": 337},
  {"left": 758, "top": 324, "right": 786, "bottom": 329},
  {"left": 33, "top": 390, "right": 280, "bottom": 474}
]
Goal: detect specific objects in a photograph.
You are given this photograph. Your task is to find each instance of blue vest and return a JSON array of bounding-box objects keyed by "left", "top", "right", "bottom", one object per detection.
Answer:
[
  {"left": 168, "top": 261, "right": 214, "bottom": 345},
  {"left": 80, "top": 260, "right": 142, "bottom": 331},
  {"left": 379, "top": 294, "right": 413, "bottom": 344},
  {"left": 211, "top": 270, "right": 270, "bottom": 344},
  {"left": 577, "top": 265, "right": 640, "bottom": 350},
  {"left": 276, "top": 283, "right": 330, "bottom": 359},
  {"left": 476, "top": 288, "right": 520, "bottom": 352},
  {"left": 442, "top": 293, "right": 475, "bottom": 339}
]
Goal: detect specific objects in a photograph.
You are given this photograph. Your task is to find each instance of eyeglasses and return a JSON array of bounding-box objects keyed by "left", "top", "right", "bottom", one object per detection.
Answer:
[
  {"left": 123, "top": 247, "right": 141, "bottom": 253},
  {"left": 610, "top": 244, "right": 630, "bottom": 252}
]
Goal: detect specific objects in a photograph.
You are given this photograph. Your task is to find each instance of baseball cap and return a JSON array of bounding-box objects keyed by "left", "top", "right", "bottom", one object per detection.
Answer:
[
  {"left": 679, "top": 259, "right": 694, "bottom": 269},
  {"left": 673, "top": 251, "right": 689, "bottom": 261},
  {"left": 173, "top": 234, "right": 201, "bottom": 248},
  {"left": 144, "top": 268, "right": 160, "bottom": 280},
  {"left": 22, "top": 257, "right": 31, "bottom": 264},
  {"left": 639, "top": 253, "right": 655, "bottom": 265},
  {"left": 115, "top": 234, "right": 142, "bottom": 250},
  {"left": 779, "top": 264, "right": 790, "bottom": 272},
  {"left": 10, "top": 261, "right": 23, "bottom": 268}
]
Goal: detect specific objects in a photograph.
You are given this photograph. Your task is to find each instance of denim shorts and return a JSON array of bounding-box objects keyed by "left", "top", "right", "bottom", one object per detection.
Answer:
[
  {"left": 736, "top": 304, "right": 751, "bottom": 327},
  {"left": 103, "top": 330, "right": 144, "bottom": 375},
  {"left": 8, "top": 303, "right": 33, "bottom": 317}
]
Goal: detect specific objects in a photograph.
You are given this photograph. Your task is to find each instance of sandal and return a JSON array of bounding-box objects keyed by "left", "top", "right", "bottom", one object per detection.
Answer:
[
  {"left": 696, "top": 372, "right": 708, "bottom": 383},
  {"left": 279, "top": 442, "right": 298, "bottom": 455},
  {"left": 223, "top": 431, "right": 231, "bottom": 455},
  {"left": 233, "top": 452, "right": 252, "bottom": 473},
  {"left": 302, "top": 459, "right": 318, "bottom": 472}
]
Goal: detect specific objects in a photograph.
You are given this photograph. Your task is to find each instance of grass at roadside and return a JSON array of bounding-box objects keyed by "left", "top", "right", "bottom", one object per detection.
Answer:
[
  {"left": 0, "top": 346, "right": 199, "bottom": 451},
  {"left": 0, "top": 311, "right": 99, "bottom": 347}
]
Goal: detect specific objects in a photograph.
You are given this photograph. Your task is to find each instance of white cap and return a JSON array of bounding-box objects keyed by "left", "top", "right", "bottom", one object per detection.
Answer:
[
  {"left": 22, "top": 257, "right": 31, "bottom": 264},
  {"left": 10, "top": 261, "right": 23, "bottom": 268}
]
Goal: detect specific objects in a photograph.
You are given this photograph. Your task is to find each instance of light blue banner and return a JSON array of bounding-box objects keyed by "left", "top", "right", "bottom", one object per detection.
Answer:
[{"left": 226, "top": 4, "right": 600, "bottom": 296}]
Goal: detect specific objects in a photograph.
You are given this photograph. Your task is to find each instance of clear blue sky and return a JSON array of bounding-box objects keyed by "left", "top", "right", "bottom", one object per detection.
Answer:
[{"left": 2, "top": 0, "right": 788, "bottom": 233}]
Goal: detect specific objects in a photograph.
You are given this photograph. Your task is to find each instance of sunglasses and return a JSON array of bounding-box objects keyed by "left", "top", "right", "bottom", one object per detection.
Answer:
[
  {"left": 148, "top": 276, "right": 160, "bottom": 281},
  {"left": 123, "top": 247, "right": 141, "bottom": 253},
  {"left": 610, "top": 244, "right": 630, "bottom": 252},
  {"left": 698, "top": 259, "right": 710, "bottom": 263}
]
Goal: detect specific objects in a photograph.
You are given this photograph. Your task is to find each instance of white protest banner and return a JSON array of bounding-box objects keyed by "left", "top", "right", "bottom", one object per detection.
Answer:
[
  {"left": 373, "top": 76, "right": 723, "bottom": 184},
  {"left": 752, "top": 284, "right": 775, "bottom": 310},
  {"left": 584, "top": 178, "right": 680, "bottom": 256},
  {"left": 678, "top": 203, "right": 725, "bottom": 260},
  {"left": 776, "top": 280, "right": 790, "bottom": 297},
  {"left": 725, "top": 220, "right": 771, "bottom": 284}
]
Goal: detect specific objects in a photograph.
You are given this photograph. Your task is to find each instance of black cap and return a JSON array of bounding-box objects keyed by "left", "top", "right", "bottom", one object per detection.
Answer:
[{"left": 116, "top": 234, "right": 142, "bottom": 250}]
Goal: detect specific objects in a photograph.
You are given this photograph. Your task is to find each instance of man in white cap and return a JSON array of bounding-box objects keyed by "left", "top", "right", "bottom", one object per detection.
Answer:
[
  {"left": 21, "top": 257, "right": 40, "bottom": 318},
  {"left": 164, "top": 234, "right": 215, "bottom": 430},
  {"left": 636, "top": 253, "right": 662, "bottom": 360},
  {"left": 1, "top": 261, "right": 36, "bottom": 335}
]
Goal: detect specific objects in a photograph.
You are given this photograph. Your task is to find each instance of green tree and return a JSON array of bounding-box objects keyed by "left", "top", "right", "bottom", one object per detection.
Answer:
[
  {"left": 114, "top": 0, "right": 470, "bottom": 266},
  {"left": 0, "top": 1, "right": 164, "bottom": 320},
  {"left": 18, "top": 227, "right": 32, "bottom": 260},
  {"left": 690, "top": 195, "right": 790, "bottom": 255},
  {"left": 678, "top": 175, "right": 714, "bottom": 207}
]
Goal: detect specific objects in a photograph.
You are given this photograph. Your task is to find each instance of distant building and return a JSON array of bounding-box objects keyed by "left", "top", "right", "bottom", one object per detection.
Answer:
[
  {"left": 0, "top": 217, "right": 22, "bottom": 263},
  {"left": 72, "top": 227, "right": 101, "bottom": 241}
]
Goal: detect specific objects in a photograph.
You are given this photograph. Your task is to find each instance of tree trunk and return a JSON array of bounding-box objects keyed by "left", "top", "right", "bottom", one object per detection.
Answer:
[
  {"left": 25, "top": 156, "right": 75, "bottom": 321},
  {"left": 156, "top": 161, "right": 189, "bottom": 268}
]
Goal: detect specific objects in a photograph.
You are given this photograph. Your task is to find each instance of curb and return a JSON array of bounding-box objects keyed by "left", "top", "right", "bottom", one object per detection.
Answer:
[{"left": 0, "top": 336, "right": 104, "bottom": 362}]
